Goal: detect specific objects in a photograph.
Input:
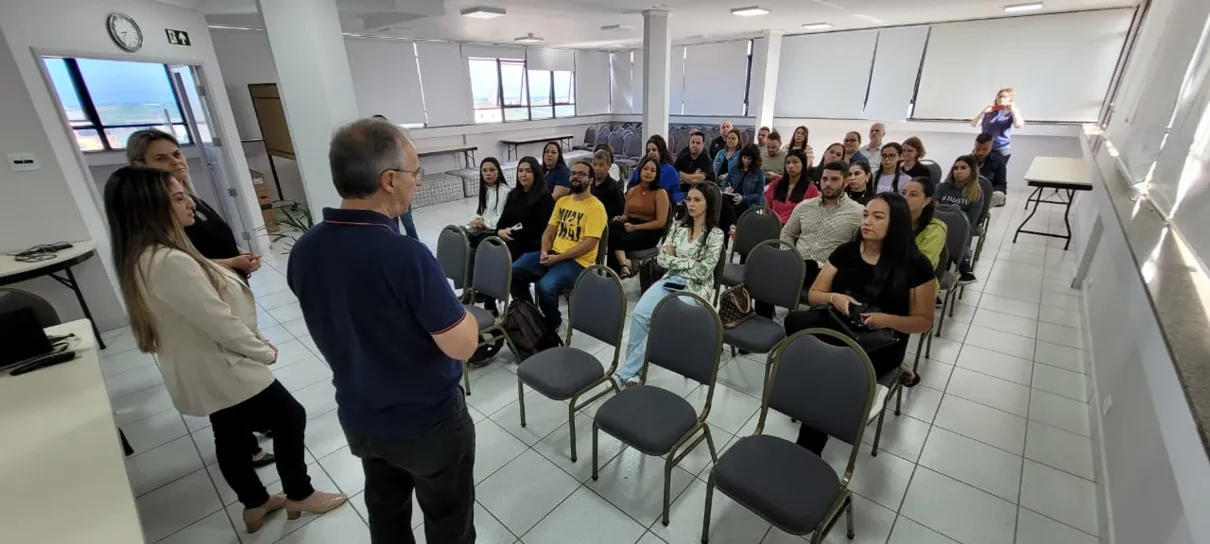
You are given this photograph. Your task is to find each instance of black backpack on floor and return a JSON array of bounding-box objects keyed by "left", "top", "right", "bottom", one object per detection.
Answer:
[{"left": 503, "top": 299, "right": 562, "bottom": 361}]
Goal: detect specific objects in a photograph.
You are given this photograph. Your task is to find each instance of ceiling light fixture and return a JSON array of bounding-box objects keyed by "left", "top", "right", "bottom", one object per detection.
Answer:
[
  {"left": 1004, "top": 2, "right": 1044, "bottom": 13},
  {"left": 461, "top": 7, "right": 506, "bottom": 19},
  {"left": 601, "top": 24, "right": 636, "bottom": 31},
  {"left": 514, "top": 32, "right": 544, "bottom": 44},
  {"left": 801, "top": 22, "right": 833, "bottom": 31},
  {"left": 731, "top": 6, "right": 771, "bottom": 17}
]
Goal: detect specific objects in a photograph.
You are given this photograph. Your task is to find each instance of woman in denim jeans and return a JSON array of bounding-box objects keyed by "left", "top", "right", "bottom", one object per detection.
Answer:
[{"left": 613, "top": 184, "right": 724, "bottom": 386}]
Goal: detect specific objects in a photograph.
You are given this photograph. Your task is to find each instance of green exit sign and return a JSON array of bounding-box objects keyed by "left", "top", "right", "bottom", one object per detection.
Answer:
[{"left": 166, "top": 28, "right": 191, "bottom": 46}]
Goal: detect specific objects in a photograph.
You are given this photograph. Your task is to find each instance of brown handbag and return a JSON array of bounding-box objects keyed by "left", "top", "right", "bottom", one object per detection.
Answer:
[{"left": 718, "top": 285, "right": 755, "bottom": 329}]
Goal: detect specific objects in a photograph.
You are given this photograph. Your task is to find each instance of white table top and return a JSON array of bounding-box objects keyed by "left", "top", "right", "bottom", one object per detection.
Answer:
[
  {"left": 0, "top": 320, "right": 144, "bottom": 544},
  {"left": 0, "top": 240, "right": 98, "bottom": 280},
  {"left": 1023, "top": 156, "right": 1093, "bottom": 188}
]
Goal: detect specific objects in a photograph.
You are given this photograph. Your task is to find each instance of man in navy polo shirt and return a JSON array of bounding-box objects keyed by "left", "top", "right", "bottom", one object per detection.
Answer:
[{"left": 287, "top": 118, "right": 480, "bottom": 544}]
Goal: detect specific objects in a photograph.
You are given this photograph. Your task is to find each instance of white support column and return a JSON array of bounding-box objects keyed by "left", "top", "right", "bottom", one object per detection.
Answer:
[
  {"left": 752, "top": 30, "right": 783, "bottom": 131},
  {"left": 641, "top": 9, "right": 671, "bottom": 142},
  {"left": 257, "top": 0, "right": 360, "bottom": 218}
]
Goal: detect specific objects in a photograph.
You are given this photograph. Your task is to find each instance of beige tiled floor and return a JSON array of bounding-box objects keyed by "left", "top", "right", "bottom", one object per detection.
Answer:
[{"left": 105, "top": 183, "right": 1100, "bottom": 543}]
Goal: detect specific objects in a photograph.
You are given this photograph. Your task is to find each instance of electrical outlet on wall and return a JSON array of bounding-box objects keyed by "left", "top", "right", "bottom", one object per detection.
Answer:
[{"left": 7, "top": 153, "right": 40, "bottom": 172}]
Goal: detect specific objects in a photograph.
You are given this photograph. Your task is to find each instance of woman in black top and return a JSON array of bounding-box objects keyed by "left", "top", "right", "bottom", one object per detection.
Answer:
[
  {"left": 900, "top": 137, "right": 931, "bottom": 180},
  {"left": 590, "top": 149, "right": 625, "bottom": 219},
  {"left": 784, "top": 192, "right": 936, "bottom": 455},
  {"left": 126, "top": 129, "right": 273, "bottom": 467},
  {"left": 496, "top": 156, "right": 556, "bottom": 260},
  {"left": 542, "top": 142, "right": 572, "bottom": 200},
  {"left": 846, "top": 161, "right": 874, "bottom": 205}
]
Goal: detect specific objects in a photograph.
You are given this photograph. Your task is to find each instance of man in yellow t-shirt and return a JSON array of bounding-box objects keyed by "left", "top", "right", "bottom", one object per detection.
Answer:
[{"left": 510, "top": 159, "right": 607, "bottom": 331}]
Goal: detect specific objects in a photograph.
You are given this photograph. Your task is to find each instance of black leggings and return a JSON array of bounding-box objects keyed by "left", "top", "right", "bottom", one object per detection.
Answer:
[
  {"left": 211, "top": 380, "right": 314, "bottom": 508},
  {"left": 782, "top": 307, "right": 908, "bottom": 454}
]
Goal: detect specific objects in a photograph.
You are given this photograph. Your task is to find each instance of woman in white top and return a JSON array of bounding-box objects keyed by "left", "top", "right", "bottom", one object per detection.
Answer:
[
  {"left": 470, "top": 157, "right": 509, "bottom": 231},
  {"left": 103, "top": 166, "right": 345, "bottom": 533},
  {"left": 876, "top": 142, "right": 909, "bottom": 194}
]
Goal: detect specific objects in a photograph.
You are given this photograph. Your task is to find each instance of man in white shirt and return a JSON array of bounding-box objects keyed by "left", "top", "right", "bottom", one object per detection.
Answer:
[{"left": 861, "top": 122, "right": 886, "bottom": 170}]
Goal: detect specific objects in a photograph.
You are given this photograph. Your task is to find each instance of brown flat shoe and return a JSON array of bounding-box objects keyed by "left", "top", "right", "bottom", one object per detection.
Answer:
[{"left": 285, "top": 490, "right": 348, "bottom": 520}]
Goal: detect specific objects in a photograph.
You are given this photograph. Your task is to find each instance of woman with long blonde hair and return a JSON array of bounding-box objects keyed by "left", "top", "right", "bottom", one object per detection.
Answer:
[{"left": 104, "top": 166, "right": 345, "bottom": 533}]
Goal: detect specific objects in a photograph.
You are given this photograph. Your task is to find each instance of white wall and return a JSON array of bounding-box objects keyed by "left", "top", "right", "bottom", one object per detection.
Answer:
[{"left": 0, "top": 0, "right": 267, "bottom": 331}]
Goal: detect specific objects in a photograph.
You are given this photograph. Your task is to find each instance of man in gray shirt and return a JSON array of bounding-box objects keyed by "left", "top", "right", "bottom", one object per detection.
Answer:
[{"left": 780, "top": 160, "right": 865, "bottom": 287}]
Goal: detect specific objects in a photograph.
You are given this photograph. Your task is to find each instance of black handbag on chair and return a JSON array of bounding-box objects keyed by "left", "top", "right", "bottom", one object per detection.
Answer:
[{"left": 826, "top": 303, "right": 898, "bottom": 354}]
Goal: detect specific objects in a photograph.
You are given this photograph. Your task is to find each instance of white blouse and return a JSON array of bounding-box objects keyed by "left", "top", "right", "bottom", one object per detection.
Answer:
[{"left": 477, "top": 182, "right": 510, "bottom": 228}]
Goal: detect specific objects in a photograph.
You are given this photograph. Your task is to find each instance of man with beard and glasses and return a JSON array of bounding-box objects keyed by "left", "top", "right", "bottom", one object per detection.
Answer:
[
  {"left": 780, "top": 160, "right": 865, "bottom": 288},
  {"left": 510, "top": 158, "right": 607, "bottom": 331}
]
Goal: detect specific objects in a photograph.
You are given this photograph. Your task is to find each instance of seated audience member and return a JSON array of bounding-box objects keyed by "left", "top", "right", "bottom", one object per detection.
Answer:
[
  {"left": 674, "top": 131, "right": 717, "bottom": 195},
  {"left": 594, "top": 143, "right": 623, "bottom": 181},
  {"left": 810, "top": 143, "right": 846, "bottom": 183},
  {"left": 786, "top": 125, "right": 814, "bottom": 164},
  {"left": 784, "top": 192, "right": 935, "bottom": 454},
  {"left": 106, "top": 166, "right": 346, "bottom": 531},
  {"left": 861, "top": 122, "right": 886, "bottom": 171},
  {"left": 613, "top": 185, "right": 725, "bottom": 386},
  {"left": 762, "top": 161, "right": 862, "bottom": 318},
  {"left": 713, "top": 128, "right": 743, "bottom": 180},
  {"left": 629, "top": 135, "right": 683, "bottom": 204},
  {"left": 760, "top": 131, "right": 787, "bottom": 181},
  {"left": 610, "top": 156, "right": 671, "bottom": 278},
  {"left": 846, "top": 161, "right": 875, "bottom": 205},
  {"left": 973, "top": 132, "right": 1008, "bottom": 207},
  {"left": 470, "top": 157, "right": 509, "bottom": 235},
  {"left": 543, "top": 142, "right": 572, "bottom": 199},
  {"left": 900, "top": 136, "right": 931, "bottom": 180},
  {"left": 876, "top": 143, "right": 909, "bottom": 194},
  {"left": 510, "top": 167, "right": 607, "bottom": 331},
  {"left": 722, "top": 143, "right": 766, "bottom": 222},
  {"left": 709, "top": 119, "right": 734, "bottom": 159},
  {"left": 842, "top": 131, "right": 867, "bottom": 164},
  {"left": 764, "top": 149, "right": 821, "bottom": 224},
  {"left": 496, "top": 157, "right": 556, "bottom": 260},
  {"left": 756, "top": 126, "right": 771, "bottom": 147},
  {"left": 902, "top": 176, "right": 948, "bottom": 280},
  {"left": 936, "top": 155, "right": 984, "bottom": 284},
  {"left": 590, "top": 150, "right": 625, "bottom": 219}
]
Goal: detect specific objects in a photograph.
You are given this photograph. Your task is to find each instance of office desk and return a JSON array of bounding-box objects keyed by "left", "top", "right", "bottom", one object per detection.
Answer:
[
  {"left": 0, "top": 240, "right": 105, "bottom": 348},
  {"left": 0, "top": 320, "right": 143, "bottom": 543},
  {"left": 499, "top": 134, "right": 575, "bottom": 161},
  {"left": 1013, "top": 157, "right": 1093, "bottom": 250},
  {"left": 417, "top": 144, "right": 478, "bottom": 169}
]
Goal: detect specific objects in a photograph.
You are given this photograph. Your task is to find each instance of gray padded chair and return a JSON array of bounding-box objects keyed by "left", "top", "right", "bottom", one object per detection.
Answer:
[
  {"left": 722, "top": 240, "right": 805, "bottom": 359},
  {"left": 0, "top": 288, "right": 60, "bottom": 328},
  {"left": 971, "top": 175, "right": 995, "bottom": 265},
  {"left": 436, "top": 225, "right": 474, "bottom": 393},
  {"left": 518, "top": 265, "right": 625, "bottom": 462},
  {"left": 592, "top": 293, "right": 724, "bottom": 525},
  {"left": 933, "top": 209, "right": 970, "bottom": 337},
  {"left": 702, "top": 329, "right": 876, "bottom": 544},
  {"left": 465, "top": 237, "right": 518, "bottom": 375},
  {"left": 573, "top": 126, "right": 596, "bottom": 151},
  {"left": 719, "top": 206, "right": 779, "bottom": 289},
  {"left": 920, "top": 159, "right": 943, "bottom": 186}
]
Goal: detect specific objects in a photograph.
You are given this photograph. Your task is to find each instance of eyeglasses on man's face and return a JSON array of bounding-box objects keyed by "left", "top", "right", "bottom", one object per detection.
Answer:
[
  {"left": 384, "top": 167, "right": 424, "bottom": 181},
  {"left": 571, "top": 170, "right": 591, "bottom": 179}
]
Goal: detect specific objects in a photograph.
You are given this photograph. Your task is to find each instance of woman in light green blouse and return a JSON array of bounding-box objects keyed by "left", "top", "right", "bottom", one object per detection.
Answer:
[
  {"left": 902, "top": 177, "right": 948, "bottom": 289},
  {"left": 612, "top": 185, "right": 725, "bottom": 386}
]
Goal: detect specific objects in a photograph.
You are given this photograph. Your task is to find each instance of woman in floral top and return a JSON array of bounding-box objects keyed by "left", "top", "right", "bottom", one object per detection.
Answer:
[{"left": 613, "top": 185, "right": 725, "bottom": 386}]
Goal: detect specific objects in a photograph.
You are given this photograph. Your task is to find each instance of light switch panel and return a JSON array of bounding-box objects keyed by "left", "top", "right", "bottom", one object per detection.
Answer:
[{"left": 8, "top": 153, "right": 40, "bottom": 172}]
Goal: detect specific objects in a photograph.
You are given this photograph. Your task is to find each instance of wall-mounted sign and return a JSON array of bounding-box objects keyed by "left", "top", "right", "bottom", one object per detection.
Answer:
[{"left": 166, "top": 28, "right": 191, "bottom": 47}]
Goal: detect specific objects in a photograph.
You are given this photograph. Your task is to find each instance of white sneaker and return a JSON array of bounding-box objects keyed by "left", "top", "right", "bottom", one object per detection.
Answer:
[
  {"left": 991, "top": 191, "right": 1006, "bottom": 208},
  {"left": 624, "top": 376, "right": 642, "bottom": 387}
]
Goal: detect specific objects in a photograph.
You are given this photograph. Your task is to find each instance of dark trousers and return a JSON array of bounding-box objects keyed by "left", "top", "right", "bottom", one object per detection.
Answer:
[
  {"left": 210, "top": 380, "right": 313, "bottom": 508},
  {"left": 755, "top": 260, "right": 820, "bottom": 318},
  {"left": 783, "top": 307, "right": 908, "bottom": 454},
  {"left": 345, "top": 392, "right": 477, "bottom": 544},
  {"left": 511, "top": 251, "right": 584, "bottom": 330}
]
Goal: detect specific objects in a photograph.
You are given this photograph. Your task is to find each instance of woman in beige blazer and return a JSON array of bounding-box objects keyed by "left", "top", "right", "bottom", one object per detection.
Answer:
[{"left": 103, "top": 166, "right": 345, "bottom": 532}]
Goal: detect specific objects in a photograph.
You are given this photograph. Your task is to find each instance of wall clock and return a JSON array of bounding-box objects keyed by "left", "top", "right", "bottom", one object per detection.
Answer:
[{"left": 107, "top": 13, "right": 143, "bottom": 53}]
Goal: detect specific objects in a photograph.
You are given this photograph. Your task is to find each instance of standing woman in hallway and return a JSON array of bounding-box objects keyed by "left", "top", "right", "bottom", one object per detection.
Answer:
[
  {"left": 103, "top": 166, "right": 345, "bottom": 533},
  {"left": 542, "top": 141, "right": 572, "bottom": 199},
  {"left": 127, "top": 129, "right": 274, "bottom": 467}
]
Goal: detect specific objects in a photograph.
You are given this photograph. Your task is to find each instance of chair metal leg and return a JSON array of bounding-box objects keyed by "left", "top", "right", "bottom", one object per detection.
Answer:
[
  {"left": 591, "top": 422, "right": 600, "bottom": 480},
  {"left": 948, "top": 290, "right": 959, "bottom": 318},
  {"left": 895, "top": 384, "right": 904, "bottom": 416},
  {"left": 517, "top": 380, "right": 527, "bottom": 427},
  {"left": 926, "top": 328, "right": 934, "bottom": 357},
  {"left": 871, "top": 400, "right": 887, "bottom": 456},
  {"left": 662, "top": 455, "right": 674, "bottom": 526},
  {"left": 463, "top": 361, "right": 472, "bottom": 395},
  {"left": 567, "top": 400, "right": 578, "bottom": 462},
  {"left": 703, "top": 426, "right": 720, "bottom": 464},
  {"left": 959, "top": 284, "right": 966, "bottom": 300},
  {"left": 701, "top": 473, "right": 717, "bottom": 544},
  {"left": 936, "top": 293, "right": 948, "bottom": 337},
  {"left": 845, "top": 494, "right": 855, "bottom": 539}
]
